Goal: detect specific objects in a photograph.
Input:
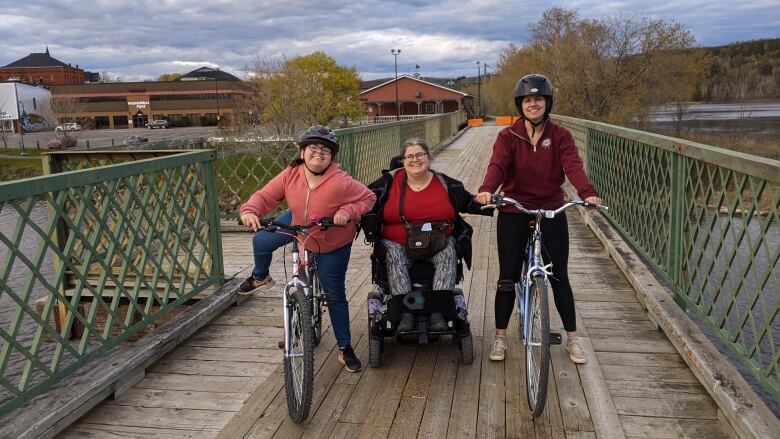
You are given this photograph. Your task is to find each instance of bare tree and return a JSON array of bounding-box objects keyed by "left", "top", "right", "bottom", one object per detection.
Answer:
[{"left": 42, "top": 95, "right": 87, "bottom": 148}]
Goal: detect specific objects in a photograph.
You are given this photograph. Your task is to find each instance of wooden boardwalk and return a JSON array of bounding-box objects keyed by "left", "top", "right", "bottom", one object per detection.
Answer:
[{"left": 59, "top": 126, "right": 728, "bottom": 438}]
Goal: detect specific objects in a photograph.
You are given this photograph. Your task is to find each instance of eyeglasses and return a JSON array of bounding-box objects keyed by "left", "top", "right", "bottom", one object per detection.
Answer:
[
  {"left": 403, "top": 152, "right": 428, "bottom": 161},
  {"left": 307, "top": 144, "right": 332, "bottom": 155}
]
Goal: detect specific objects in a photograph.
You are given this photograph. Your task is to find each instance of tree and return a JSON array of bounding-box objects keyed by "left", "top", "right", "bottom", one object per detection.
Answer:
[
  {"left": 158, "top": 72, "right": 182, "bottom": 81},
  {"left": 100, "top": 71, "right": 122, "bottom": 83},
  {"left": 245, "top": 51, "right": 364, "bottom": 135},
  {"left": 43, "top": 95, "right": 87, "bottom": 148},
  {"left": 490, "top": 7, "right": 709, "bottom": 125}
]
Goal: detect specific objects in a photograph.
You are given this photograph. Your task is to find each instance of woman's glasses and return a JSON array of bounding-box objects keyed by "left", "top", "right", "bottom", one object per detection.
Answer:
[
  {"left": 403, "top": 152, "right": 428, "bottom": 161},
  {"left": 307, "top": 144, "right": 332, "bottom": 155}
]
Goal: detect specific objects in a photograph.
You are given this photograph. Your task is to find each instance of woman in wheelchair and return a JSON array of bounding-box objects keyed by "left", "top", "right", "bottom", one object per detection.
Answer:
[{"left": 363, "top": 138, "right": 492, "bottom": 333}]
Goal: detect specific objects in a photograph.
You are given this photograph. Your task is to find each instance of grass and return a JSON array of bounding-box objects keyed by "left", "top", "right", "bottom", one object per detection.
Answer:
[
  {"left": 676, "top": 132, "right": 780, "bottom": 161},
  {"left": 0, "top": 148, "right": 48, "bottom": 182}
]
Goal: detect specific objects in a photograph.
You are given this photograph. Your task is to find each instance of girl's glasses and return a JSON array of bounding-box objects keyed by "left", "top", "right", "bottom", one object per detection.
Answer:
[{"left": 307, "top": 144, "right": 332, "bottom": 155}]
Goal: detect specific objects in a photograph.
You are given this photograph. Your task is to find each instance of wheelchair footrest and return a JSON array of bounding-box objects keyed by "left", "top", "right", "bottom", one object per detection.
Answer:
[{"left": 549, "top": 332, "right": 562, "bottom": 345}]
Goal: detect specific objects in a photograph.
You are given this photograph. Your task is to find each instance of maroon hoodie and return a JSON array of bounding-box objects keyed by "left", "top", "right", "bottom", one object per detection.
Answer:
[{"left": 478, "top": 118, "right": 597, "bottom": 211}]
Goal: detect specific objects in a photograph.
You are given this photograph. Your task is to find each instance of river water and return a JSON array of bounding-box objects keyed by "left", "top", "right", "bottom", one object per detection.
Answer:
[{"left": 646, "top": 101, "right": 780, "bottom": 139}]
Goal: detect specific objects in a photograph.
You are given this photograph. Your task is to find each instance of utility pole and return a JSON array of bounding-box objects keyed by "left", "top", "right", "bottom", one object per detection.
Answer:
[
  {"left": 483, "top": 62, "right": 488, "bottom": 117},
  {"left": 476, "top": 61, "right": 481, "bottom": 118}
]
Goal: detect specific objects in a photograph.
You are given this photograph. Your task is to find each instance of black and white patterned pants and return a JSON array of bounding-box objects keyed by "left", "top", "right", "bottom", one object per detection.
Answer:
[{"left": 382, "top": 237, "right": 458, "bottom": 296}]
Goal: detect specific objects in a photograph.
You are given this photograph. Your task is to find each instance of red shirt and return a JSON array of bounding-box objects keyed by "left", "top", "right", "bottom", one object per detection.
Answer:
[
  {"left": 479, "top": 119, "right": 597, "bottom": 210},
  {"left": 381, "top": 171, "right": 456, "bottom": 245}
]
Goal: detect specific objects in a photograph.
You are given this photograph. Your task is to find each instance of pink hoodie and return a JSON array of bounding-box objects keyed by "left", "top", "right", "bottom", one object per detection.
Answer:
[{"left": 240, "top": 163, "right": 376, "bottom": 253}]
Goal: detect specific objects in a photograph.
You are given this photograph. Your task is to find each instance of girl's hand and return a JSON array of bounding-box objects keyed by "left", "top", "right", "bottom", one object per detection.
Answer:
[
  {"left": 240, "top": 213, "right": 261, "bottom": 232},
  {"left": 475, "top": 192, "right": 493, "bottom": 205},
  {"left": 333, "top": 211, "right": 350, "bottom": 225},
  {"left": 584, "top": 196, "right": 603, "bottom": 209}
]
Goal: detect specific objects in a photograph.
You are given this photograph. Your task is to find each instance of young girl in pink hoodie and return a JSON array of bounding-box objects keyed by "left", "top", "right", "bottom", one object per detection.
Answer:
[{"left": 239, "top": 125, "right": 376, "bottom": 372}]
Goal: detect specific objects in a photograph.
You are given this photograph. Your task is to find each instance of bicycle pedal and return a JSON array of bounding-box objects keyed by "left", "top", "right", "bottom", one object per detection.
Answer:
[
  {"left": 277, "top": 341, "right": 285, "bottom": 349},
  {"left": 549, "top": 332, "right": 562, "bottom": 345}
]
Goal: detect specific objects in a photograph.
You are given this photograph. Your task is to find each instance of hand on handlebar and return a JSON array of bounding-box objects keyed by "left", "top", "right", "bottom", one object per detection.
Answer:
[
  {"left": 583, "top": 196, "right": 604, "bottom": 210},
  {"left": 332, "top": 211, "right": 350, "bottom": 225},
  {"left": 475, "top": 192, "right": 493, "bottom": 205},
  {"left": 240, "top": 212, "right": 262, "bottom": 232}
]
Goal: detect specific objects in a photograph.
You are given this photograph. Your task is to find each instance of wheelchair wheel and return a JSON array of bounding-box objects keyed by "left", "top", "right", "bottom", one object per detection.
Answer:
[
  {"left": 368, "top": 333, "right": 382, "bottom": 368},
  {"left": 460, "top": 334, "right": 474, "bottom": 365}
]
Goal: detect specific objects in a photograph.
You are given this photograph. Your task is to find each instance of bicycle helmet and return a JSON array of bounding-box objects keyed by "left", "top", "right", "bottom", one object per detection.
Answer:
[
  {"left": 298, "top": 125, "right": 340, "bottom": 155},
  {"left": 513, "top": 74, "right": 553, "bottom": 121}
]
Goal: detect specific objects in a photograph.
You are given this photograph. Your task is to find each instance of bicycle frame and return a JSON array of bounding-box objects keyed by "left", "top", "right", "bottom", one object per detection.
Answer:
[
  {"left": 282, "top": 236, "right": 310, "bottom": 359},
  {"left": 518, "top": 218, "right": 553, "bottom": 347}
]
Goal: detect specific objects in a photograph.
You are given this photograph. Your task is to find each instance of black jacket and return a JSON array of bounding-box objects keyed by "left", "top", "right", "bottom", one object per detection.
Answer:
[{"left": 362, "top": 168, "right": 492, "bottom": 269}]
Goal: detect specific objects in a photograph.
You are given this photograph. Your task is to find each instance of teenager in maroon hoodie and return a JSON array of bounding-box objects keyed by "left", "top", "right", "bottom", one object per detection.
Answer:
[{"left": 475, "top": 74, "right": 602, "bottom": 364}]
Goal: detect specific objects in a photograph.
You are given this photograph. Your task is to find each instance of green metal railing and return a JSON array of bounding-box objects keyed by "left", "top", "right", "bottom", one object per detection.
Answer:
[
  {"left": 48, "top": 111, "right": 467, "bottom": 220},
  {"left": 555, "top": 114, "right": 779, "bottom": 401},
  {"left": 0, "top": 150, "right": 224, "bottom": 414}
]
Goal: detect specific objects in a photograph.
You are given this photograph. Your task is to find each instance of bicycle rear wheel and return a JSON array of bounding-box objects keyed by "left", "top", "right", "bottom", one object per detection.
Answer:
[
  {"left": 284, "top": 288, "right": 315, "bottom": 423},
  {"left": 308, "top": 265, "right": 324, "bottom": 346},
  {"left": 525, "top": 276, "right": 550, "bottom": 417}
]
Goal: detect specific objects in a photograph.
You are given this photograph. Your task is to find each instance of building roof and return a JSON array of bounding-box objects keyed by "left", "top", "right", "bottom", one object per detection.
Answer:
[
  {"left": 179, "top": 67, "right": 241, "bottom": 82},
  {"left": 1, "top": 47, "right": 79, "bottom": 70},
  {"left": 360, "top": 74, "right": 469, "bottom": 97}
]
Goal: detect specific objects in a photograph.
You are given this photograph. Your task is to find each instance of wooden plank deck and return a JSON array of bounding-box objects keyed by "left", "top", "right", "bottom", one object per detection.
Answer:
[{"left": 59, "top": 126, "right": 728, "bottom": 439}]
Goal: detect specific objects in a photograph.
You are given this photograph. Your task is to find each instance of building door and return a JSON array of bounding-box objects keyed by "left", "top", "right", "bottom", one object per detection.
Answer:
[{"left": 132, "top": 111, "right": 148, "bottom": 128}]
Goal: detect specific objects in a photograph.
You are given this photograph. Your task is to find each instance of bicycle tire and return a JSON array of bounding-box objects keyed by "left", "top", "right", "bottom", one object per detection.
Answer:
[
  {"left": 284, "top": 287, "right": 315, "bottom": 423},
  {"left": 308, "top": 265, "right": 324, "bottom": 346},
  {"left": 525, "top": 276, "right": 550, "bottom": 417}
]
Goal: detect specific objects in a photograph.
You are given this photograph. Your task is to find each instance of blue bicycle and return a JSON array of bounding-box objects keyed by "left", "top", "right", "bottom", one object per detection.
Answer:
[{"left": 483, "top": 196, "right": 607, "bottom": 416}]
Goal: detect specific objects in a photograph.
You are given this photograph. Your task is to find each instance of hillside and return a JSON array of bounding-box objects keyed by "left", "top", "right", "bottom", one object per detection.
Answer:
[{"left": 697, "top": 38, "right": 780, "bottom": 102}]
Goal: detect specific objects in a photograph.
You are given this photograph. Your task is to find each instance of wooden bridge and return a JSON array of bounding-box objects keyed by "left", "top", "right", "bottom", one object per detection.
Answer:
[
  {"left": 0, "top": 115, "right": 777, "bottom": 438},
  {"left": 45, "top": 126, "right": 755, "bottom": 438}
]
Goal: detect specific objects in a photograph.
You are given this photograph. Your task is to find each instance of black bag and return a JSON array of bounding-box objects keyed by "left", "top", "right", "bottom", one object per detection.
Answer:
[{"left": 399, "top": 173, "right": 452, "bottom": 261}]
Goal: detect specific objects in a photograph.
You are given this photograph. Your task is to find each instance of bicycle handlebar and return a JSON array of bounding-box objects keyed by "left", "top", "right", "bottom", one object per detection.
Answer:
[
  {"left": 259, "top": 217, "right": 346, "bottom": 234},
  {"left": 480, "top": 195, "right": 608, "bottom": 218}
]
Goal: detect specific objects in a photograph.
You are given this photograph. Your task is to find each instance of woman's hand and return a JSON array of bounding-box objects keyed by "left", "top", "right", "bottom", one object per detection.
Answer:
[
  {"left": 475, "top": 192, "right": 493, "bottom": 205},
  {"left": 584, "top": 196, "right": 602, "bottom": 209},
  {"left": 240, "top": 212, "right": 261, "bottom": 232},
  {"left": 333, "top": 211, "right": 350, "bottom": 225}
]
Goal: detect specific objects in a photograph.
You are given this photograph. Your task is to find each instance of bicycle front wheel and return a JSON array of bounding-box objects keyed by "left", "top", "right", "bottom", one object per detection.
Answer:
[
  {"left": 525, "top": 276, "right": 550, "bottom": 417},
  {"left": 309, "top": 266, "right": 324, "bottom": 346},
  {"left": 284, "top": 288, "right": 315, "bottom": 423}
]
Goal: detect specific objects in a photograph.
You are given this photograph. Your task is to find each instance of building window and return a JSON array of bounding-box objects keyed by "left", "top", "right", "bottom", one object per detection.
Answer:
[{"left": 425, "top": 103, "right": 435, "bottom": 114}]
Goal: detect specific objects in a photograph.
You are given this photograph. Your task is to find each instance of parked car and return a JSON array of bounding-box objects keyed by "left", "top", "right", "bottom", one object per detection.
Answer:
[
  {"left": 126, "top": 135, "right": 149, "bottom": 145},
  {"left": 55, "top": 122, "right": 81, "bottom": 131},
  {"left": 145, "top": 119, "right": 171, "bottom": 129}
]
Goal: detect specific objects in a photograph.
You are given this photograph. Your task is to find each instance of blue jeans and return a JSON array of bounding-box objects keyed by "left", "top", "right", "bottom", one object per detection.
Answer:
[{"left": 251, "top": 210, "right": 353, "bottom": 347}]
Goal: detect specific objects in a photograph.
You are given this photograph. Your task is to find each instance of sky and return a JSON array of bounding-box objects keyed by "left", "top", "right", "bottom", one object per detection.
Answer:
[{"left": 0, "top": 0, "right": 778, "bottom": 82}]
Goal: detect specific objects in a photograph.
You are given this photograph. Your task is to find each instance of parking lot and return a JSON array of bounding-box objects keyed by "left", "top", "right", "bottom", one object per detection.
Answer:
[{"left": 2, "top": 126, "right": 219, "bottom": 150}]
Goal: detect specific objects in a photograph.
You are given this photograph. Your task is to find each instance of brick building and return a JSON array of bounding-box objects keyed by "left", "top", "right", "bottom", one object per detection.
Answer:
[
  {"left": 360, "top": 75, "right": 472, "bottom": 118},
  {"left": 0, "top": 47, "right": 87, "bottom": 86},
  {"left": 51, "top": 67, "right": 250, "bottom": 129}
]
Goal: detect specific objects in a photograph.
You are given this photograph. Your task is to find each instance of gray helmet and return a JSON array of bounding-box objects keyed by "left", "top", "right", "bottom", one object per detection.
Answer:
[
  {"left": 298, "top": 125, "right": 339, "bottom": 155},
  {"left": 513, "top": 74, "right": 553, "bottom": 119}
]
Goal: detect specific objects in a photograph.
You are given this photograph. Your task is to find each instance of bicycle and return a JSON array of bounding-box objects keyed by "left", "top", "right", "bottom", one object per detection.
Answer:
[
  {"left": 481, "top": 196, "right": 607, "bottom": 417},
  {"left": 258, "top": 216, "right": 337, "bottom": 423}
]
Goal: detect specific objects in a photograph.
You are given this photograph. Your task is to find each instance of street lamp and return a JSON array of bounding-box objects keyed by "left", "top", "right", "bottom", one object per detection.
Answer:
[
  {"left": 483, "top": 62, "right": 489, "bottom": 117},
  {"left": 391, "top": 49, "right": 401, "bottom": 121},
  {"left": 16, "top": 99, "right": 26, "bottom": 156},
  {"left": 476, "top": 61, "right": 481, "bottom": 118}
]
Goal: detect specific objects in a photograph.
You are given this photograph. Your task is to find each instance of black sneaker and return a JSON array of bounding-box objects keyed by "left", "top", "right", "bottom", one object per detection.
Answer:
[
  {"left": 238, "top": 275, "right": 274, "bottom": 295},
  {"left": 339, "top": 345, "right": 362, "bottom": 372},
  {"left": 429, "top": 312, "right": 448, "bottom": 331},
  {"left": 397, "top": 313, "right": 414, "bottom": 332}
]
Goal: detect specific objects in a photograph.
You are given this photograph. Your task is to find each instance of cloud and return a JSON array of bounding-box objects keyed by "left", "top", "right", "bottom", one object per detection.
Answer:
[{"left": 1, "top": 0, "right": 777, "bottom": 81}]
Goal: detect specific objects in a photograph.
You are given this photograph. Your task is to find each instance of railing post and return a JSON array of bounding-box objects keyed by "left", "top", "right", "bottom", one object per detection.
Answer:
[
  {"left": 202, "top": 152, "right": 225, "bottom": 286},
  {"left": 668, "top": 152, "right": 686, "bottom": 310}
]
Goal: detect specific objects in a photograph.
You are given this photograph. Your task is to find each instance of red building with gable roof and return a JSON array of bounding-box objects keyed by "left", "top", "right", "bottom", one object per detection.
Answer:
[
  {"left": 0, "top": 47, "right": 86, "bottom": 86},
  {"left": 360, "top": 75, "right": 472, "bottom": 118}
]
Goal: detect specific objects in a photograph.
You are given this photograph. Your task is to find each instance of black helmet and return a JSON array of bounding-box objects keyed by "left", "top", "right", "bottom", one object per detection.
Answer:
[
  {"left": 513, "top": 74, "right": 553, "bottom": 119},
  {"left": 298, "top": 125, "right": 339, "bottom": 155}
]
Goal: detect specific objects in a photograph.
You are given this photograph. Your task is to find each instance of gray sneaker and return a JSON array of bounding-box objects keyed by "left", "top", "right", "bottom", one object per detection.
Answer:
[
  {"left": 565, "top": 338, "right": 587, "bottom": 364},
  {"left": 489, "top": 337, "right": 507, "bottom": 361}
]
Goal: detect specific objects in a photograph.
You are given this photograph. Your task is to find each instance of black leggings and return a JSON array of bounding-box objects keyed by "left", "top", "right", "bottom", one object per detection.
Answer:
[{"left": 495, "top": 212, "right": 577, "bottom": 332}]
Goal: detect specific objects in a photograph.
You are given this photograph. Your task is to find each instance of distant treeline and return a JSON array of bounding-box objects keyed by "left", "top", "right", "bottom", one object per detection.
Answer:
[{"left": 696, "top": 38, "right": 780, "bottom": 102}]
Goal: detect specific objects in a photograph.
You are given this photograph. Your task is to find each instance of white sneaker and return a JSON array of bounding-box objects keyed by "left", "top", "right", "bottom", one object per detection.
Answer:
[
  {"left": 489, "top": 337, "right": 507, "bottom": 361},
  {"left": 566, "top": 338, "right": 587, "bottom": 364}
]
